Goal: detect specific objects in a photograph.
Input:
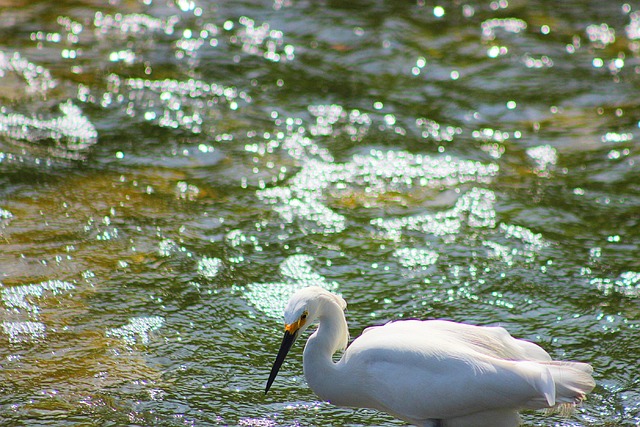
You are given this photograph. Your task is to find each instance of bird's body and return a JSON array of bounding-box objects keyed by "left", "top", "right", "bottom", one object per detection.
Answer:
[{"left": 265, "top": 286, "right": 595, "bottom": 427}]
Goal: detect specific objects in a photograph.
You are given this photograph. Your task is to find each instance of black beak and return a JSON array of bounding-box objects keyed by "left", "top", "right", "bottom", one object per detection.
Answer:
[{"left": 265, "top": 329, "right": 298, "bottom": 394}]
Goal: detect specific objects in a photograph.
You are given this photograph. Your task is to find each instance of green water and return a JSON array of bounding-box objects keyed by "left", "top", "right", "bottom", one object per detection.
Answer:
[{"left": 0, "top": 0, "right": 638, "bottom": 426}]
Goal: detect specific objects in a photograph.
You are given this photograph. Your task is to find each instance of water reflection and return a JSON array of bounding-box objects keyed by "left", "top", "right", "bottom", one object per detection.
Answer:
[
  {"left": 0, "top": 0, "right": 639, "bottom": 426},
  {"left": 106, "top": 315, "right": 165, "bottom": 344},
  {"left": 246, "top": 255, "right": 339, "bottom": 319}
]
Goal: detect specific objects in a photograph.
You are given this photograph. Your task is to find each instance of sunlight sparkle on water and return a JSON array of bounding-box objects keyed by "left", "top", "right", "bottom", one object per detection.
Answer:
[
  {"left": 626, "top": 11, "right": 640, "bottom": 40},
  {"left": 2, "top": 280, "right": 75, "bottom": 314},
  {"left": 233, "top": 16, "right": 295, "bottom": 62},
  {"left": 394, "top": 248, "right": 439, "bottom": 269},
  {"left": 0, "top": 100, "right": 97, "bottom": 154},
  {"left": 106, "top": 316, "right": 165, "bottom": 345},
  {"left": 372, "top": 187, "right": 497, "bottom": 239},
  {"left": 523, "top": 54, "right": 553, "bottom": 68},
  {"left": 487, "top": 45, "right": 508, "bottom": 58},
  {"left": 591, "top": 271, "right": 640, "bottom": 297},
  {"left": 176, "top": 181, "right": 200, "bottom": 201},
  {"left": 308, "top": 104, "right": 372, "bottom": 141},
  {"left": 526, "top": 144, "right": 557, "bottom": 176},
  {"left": 245, "top": 255, "right": 338, "bottom": 319},
  {"left": 499, "top": 223, "right": 546, "bottom": 249},
  {"left": 0, "top": 51, "right": 56, "bottom": 94},
  {"left": 1, "top": 321, "right": 46, "bottom": 343},
  {"left": 483, "top": 241, "right": 515, "bottom": 266},
  {"left": 416, "top": 118, "right": 462, "bottom": 142},
  {"left": 101, "top": 75, "right": 250, "bottom": 133},
  {"left": 586, "top": 24, "right": 616, "bottom": 47},
  {"left": 260, "top": 144, "right": 498, "bottom": 235},
  {"left": 601, "top": 132, "right": 633, "bottom": 143},
  {"left": 93, "top": 12, "right": 178, "bottom": 36},
  {"left": 238, "top": 418, "right": 276, "bottom": 427},
  {"left": 0, "top": 208, "right": 13, "bottom": 219},
  {"left": 197, "top": 257, "right": 223, "bottom": 278},
  {"left": 481, "top": 18, "right": 527, "bottom": 40}
]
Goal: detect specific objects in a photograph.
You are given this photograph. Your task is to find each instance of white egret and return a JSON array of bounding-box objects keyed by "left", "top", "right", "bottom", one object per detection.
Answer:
[{"left": 265, "top": 286, "right": 595, "bottom": 427}]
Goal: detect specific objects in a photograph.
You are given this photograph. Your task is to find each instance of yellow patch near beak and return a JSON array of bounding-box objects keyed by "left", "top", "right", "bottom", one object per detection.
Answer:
[{"left": 285, "top": 317, "right": 305, "bottom": 334}]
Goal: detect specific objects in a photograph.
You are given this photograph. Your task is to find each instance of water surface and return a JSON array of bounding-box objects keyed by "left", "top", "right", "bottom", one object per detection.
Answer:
[{"left": 0, "top": 0, "right": 638, "bottom": 426}]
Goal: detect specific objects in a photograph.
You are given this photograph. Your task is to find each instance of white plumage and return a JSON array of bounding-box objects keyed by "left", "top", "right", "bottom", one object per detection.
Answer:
[{"left": 265, "top": 286, "right": 595, "bottom": 427}]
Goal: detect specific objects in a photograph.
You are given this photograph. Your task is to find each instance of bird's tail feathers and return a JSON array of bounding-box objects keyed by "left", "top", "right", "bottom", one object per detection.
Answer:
[
  {"left": 542, "top": 361, "right": 595, "bottom": 407},
  {"left": 517, "top": 361, "right": 556, "bottom": 408},
  {"left": 516, "top": 359, "right": 594, "bottom": 413}
]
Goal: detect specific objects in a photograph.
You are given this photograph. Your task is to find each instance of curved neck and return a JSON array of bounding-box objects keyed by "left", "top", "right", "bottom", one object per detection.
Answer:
[{"left": 302, "top": 299, "right": 349, "bottom": 402}]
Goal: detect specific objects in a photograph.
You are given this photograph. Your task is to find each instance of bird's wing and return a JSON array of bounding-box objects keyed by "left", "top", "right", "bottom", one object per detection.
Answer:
[
  {"left": 362, "top": 319, "right": 552, "bottom": 361},
  {"left": 342, "top": 320, "right": 556, "bottom": 422}
]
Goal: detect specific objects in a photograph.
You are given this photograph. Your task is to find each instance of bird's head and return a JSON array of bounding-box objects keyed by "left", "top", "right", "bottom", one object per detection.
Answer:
[{"left": 265, "top": 286, "right": 346, "bottom": 394}]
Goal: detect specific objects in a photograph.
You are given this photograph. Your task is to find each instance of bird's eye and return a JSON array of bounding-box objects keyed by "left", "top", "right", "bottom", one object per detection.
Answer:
[{"left": 301, "top": 312, "right": 308, "bottom": 320}]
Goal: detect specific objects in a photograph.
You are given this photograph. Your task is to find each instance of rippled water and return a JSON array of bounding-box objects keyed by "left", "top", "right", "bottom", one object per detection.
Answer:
[{"left": 0, "top": 1, "right": 638, "bottom": 426}]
